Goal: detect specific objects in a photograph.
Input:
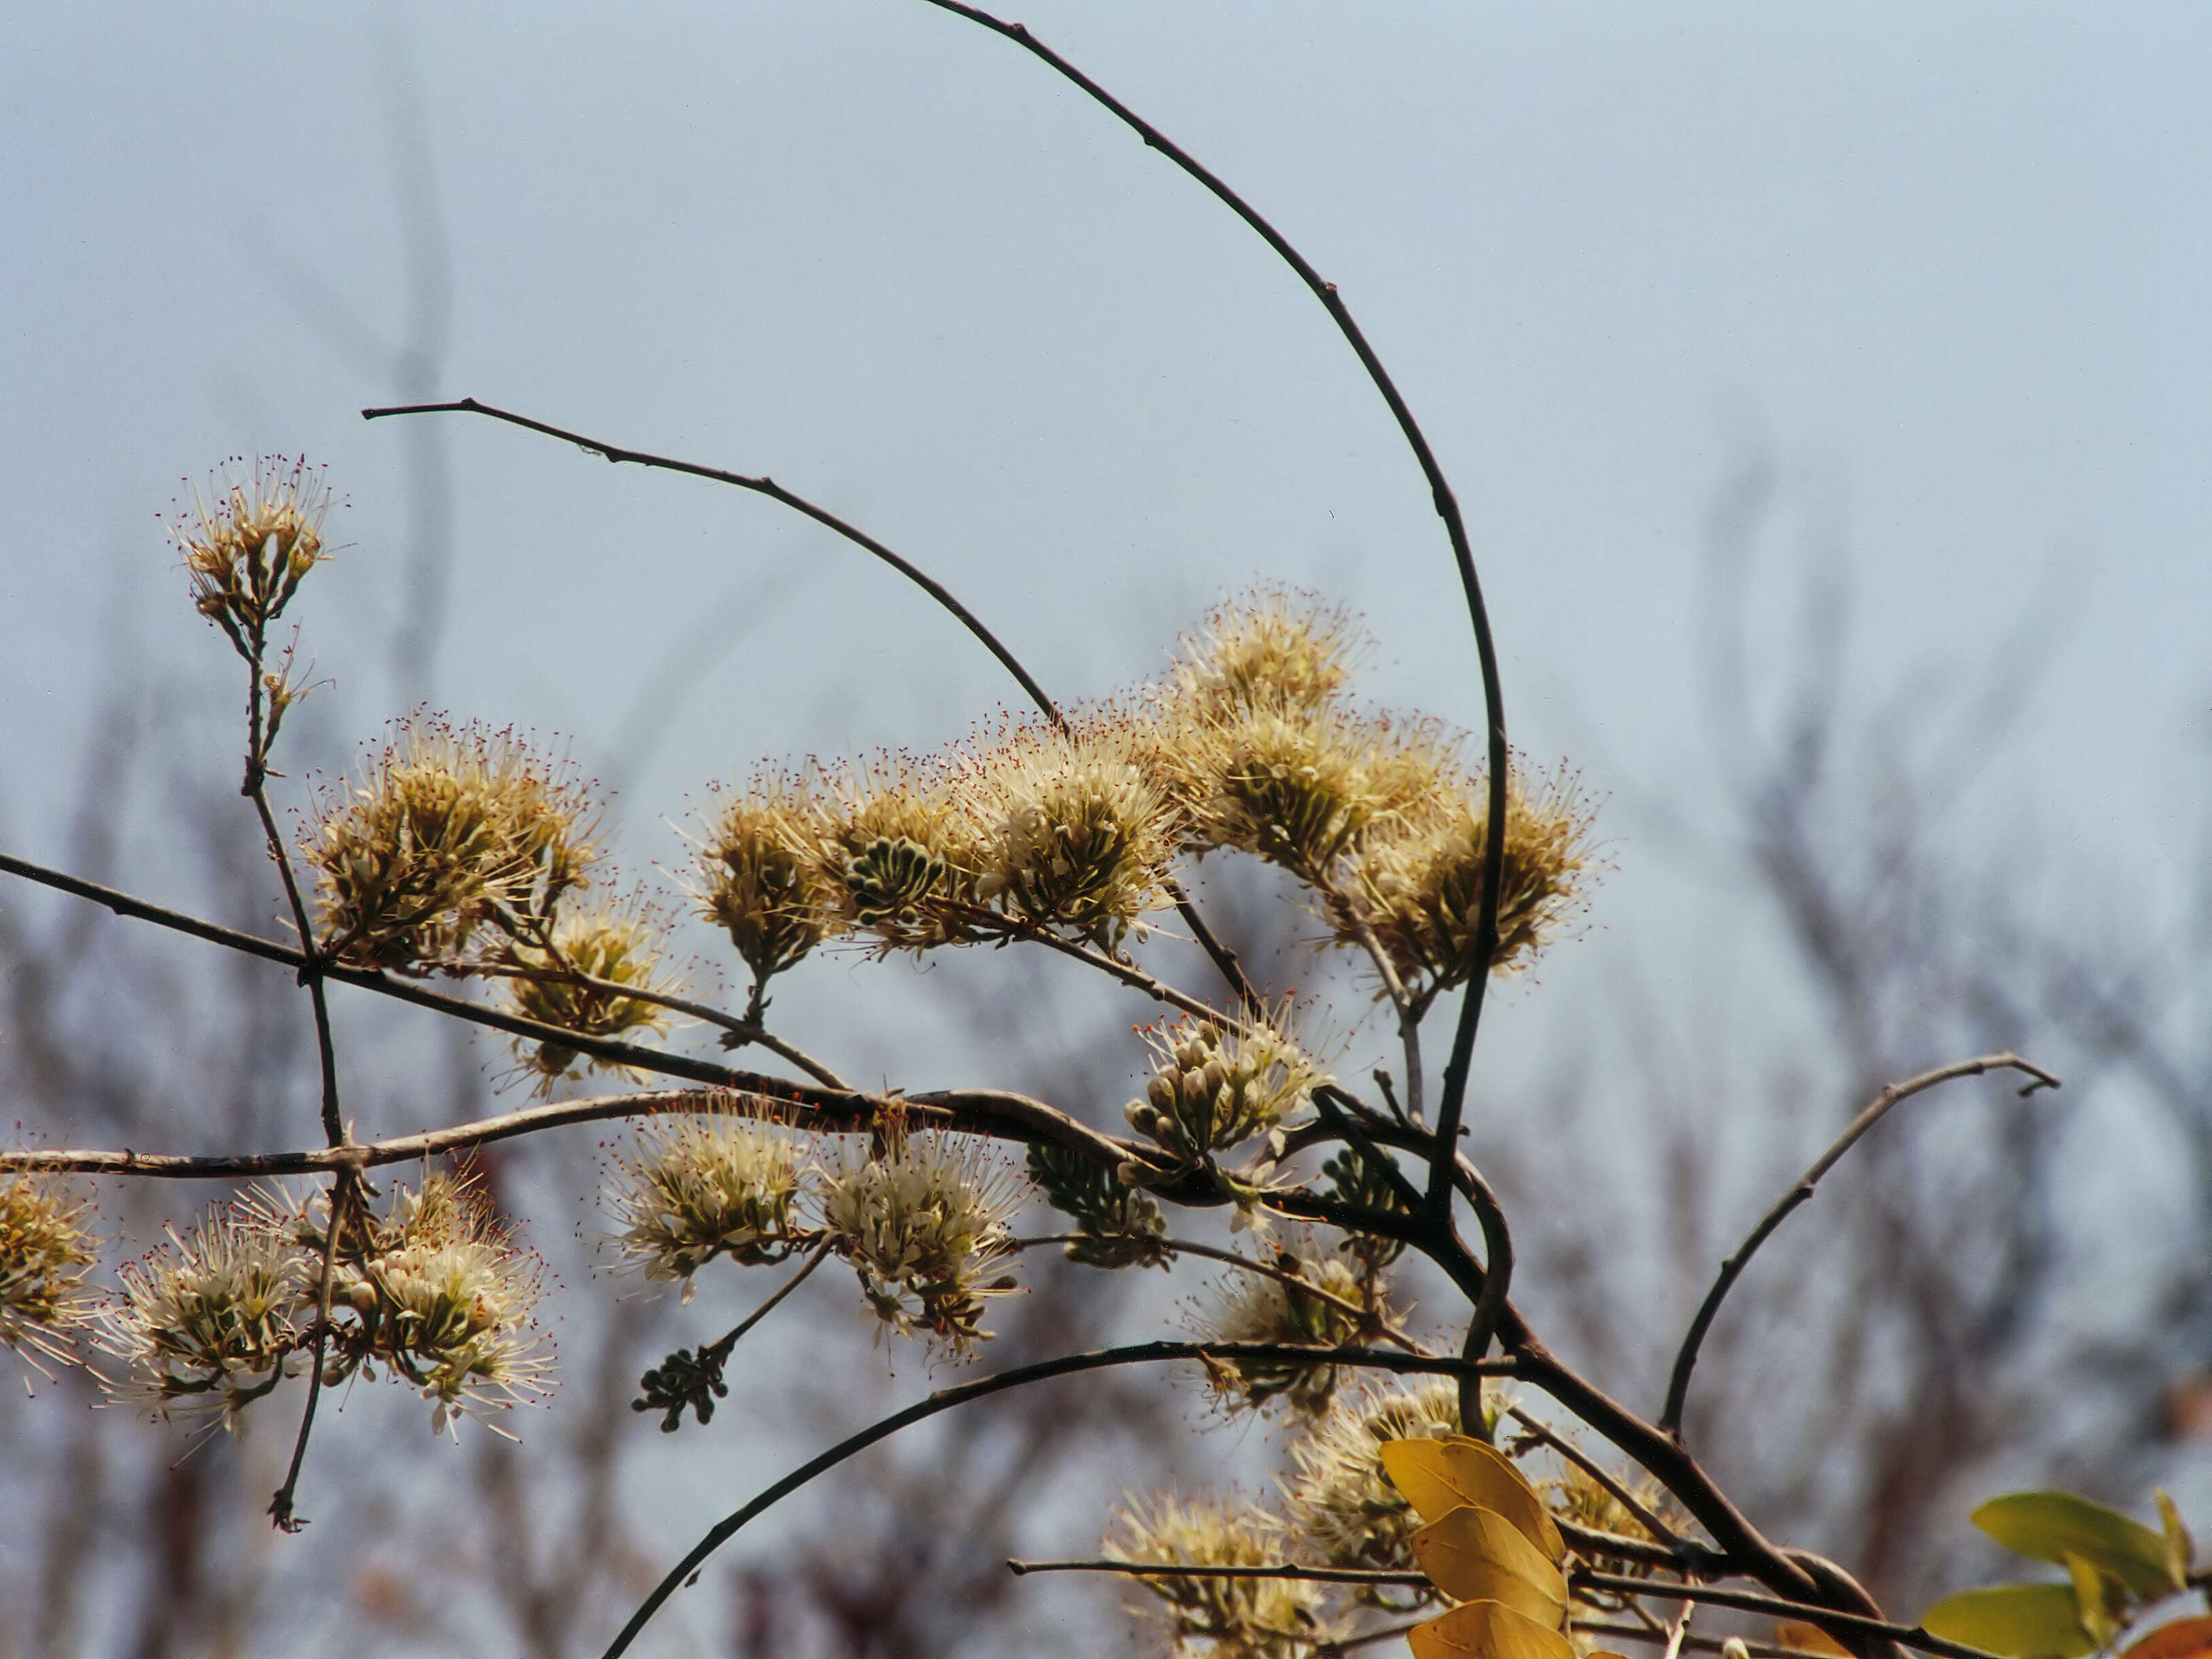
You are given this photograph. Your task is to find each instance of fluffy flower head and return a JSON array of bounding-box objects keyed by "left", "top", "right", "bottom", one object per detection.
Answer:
[
  {"left": 816, "top": 1128, "right": 1024, "bottom": 1357},
  {"left": 603, "top": 1110, "right": 812, "bottom": 1297},
  {"left": 1109, "top": 1491, "right": 1329, "bottom": 1658},
  {"left": 694, "top": 769, "right": 837, "bottom": 982},
  {"left": 0, "top": 1176, "right": 101, "bottom": 1378},
  {"left": 966, "top": 712, "right": 1179, "bottom": 947},
  {"left": 499, "top": 892, "right": 681, "bottom": 1092},
  {"left": 305, "top": 716, "right": 600, "bottom": 971},
  {"left": 101, "top": 1203, "right": 313, "bottom": 1428},
  {"left": 1171, "top": 587, "right": 1366, "bottom": 718},
  {"left": 1346, "top": 764, "right": 1593, "bottom": 989},
  {"left": 171, "top": 455, "right": 334, "bottom": 650}
]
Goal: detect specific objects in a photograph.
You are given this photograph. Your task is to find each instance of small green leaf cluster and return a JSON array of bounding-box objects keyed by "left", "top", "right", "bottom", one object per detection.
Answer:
[{"left": 1923, "top": 1490, "right": 2201, "bottom": 1659}]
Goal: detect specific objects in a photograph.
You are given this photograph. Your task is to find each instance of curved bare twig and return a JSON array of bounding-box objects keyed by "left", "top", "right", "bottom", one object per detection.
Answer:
[
  {"left": 909, "top": 0, "right": 1511, "bottom": 1216},
  {"left": 356, "top": 396, "right": 1260, "bottom": 1010},
  {"left": 599, "top": 1340, "right": 1520, "bottom": 1657},
  {"left": 1659, "top": 1052, "right": 2060, "bottom": 1435}
]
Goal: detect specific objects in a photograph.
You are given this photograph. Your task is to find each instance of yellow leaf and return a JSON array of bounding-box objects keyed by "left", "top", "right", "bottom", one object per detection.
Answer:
[
  {"left": 1409, "top": 1598, "right": 1579, "bottom": 1659},
  {"left": 1774, "top": 1620, "right": 1856, "bottom": 1656},
  {"left": 1380, "top": 1435, "right": 1566, "bottom": 1561},
  {"left": 1409, "top": 1505, "right": 1569, "bottom": 1625},
  {"left": 1921, "top": 1584, "right": 2098, "bottom": 1659},
  {"left": 2123, "top": 1615, "right": 2212, "bottom": 1659}
]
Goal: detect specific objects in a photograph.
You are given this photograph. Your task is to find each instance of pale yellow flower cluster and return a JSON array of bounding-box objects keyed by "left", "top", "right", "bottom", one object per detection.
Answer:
[
  {"left": 1109, "top": 1491, "right": 1330, "bottom": 1659},
  {"left": 171, "top": 455, "right": 332, "bottom": 650},
  {"left": 1124, "top": 1009, "right": 1325, "bottom": 1163},
  {"left": 100, "top": 1174, "right": 549, "bottom": 1437},
  {"left": 0, "top": 1175, "right": 101, "bottom": 1378},
  {"left": 1188, "top": 1237, "right": 1370, "bottom": 1420},
  {"left": 305, "top": 716, "right": 600, "bottom": 973},
  {"left": 498, "top": 892, "right": 682, "bottom": 1091},
  {"left": 603, "top": 1111, "right": 812, "bottom": 1298},
  {"left": 604, "top": 1113, "right": 1027, "bottom": 1358},
  {"left": 689, "top": 587, "right": 1591, "bottom": 1008}
]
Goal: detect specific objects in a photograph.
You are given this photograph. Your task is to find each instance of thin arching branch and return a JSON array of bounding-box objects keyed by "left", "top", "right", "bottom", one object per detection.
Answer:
[
  {"left": 599, "top": 1340, "right": 1520, "bottom": 1657},
  {"left": 356, "top": 396, "right": 1260, "bottom": 1011},
  {"left": 1659, "top": 1052, "right": 2060, "bottom": 1435},
  {"left": 1013, "top": 1233, "right": 1430, "bottom": 1355},
  {"left": 1569, "top": 1572, "right": 2003, "bottom": 1659},
  {"left": 910, "top": 0, "right": 1513, "bottom": 1217}
]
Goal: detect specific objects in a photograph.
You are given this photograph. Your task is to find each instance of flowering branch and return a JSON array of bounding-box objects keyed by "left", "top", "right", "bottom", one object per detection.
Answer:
[{"left": 356, "top": 396, "right": 1261, "bottom": 1011}]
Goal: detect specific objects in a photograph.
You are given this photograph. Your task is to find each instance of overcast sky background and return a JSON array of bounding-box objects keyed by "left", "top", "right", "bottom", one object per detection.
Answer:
[{"left": 4, "top": 1, "right": 2209, "bottom": 1647}]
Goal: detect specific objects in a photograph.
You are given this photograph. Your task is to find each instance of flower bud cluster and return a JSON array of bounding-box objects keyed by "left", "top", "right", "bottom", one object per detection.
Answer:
[
  {"left": 816, "top": 1128, "right": 1024, "bottom": 1357},
  {"left": 603, "top": 1111, "right": 811, "bottom": 1299},
  {"left": 0, "top": 1176, "right": 101, "bottom": 1378},
  {"left": 171, "top": 455, "right": 332, "bottom": 656},
  {"left": 1123, "top": 1013, "right": 1321, "bottom": 1163},
  {"left": 305, "top": 716, "right": 600, "bottom": 972},
  {"left": 499, "top": 893, "right": 681, "bottom": 1091},
  {"left": 1026, "top": 1142, "right": 1169, "bottom": 1270}
]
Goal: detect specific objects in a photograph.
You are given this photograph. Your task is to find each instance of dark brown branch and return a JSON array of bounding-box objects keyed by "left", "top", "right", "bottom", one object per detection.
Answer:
[
  {"left": 361, "top": 397, "right": 1058, "bottom": 719},
  {"left": 1578, "top": 1622, "right": 1803, "bottom": 1659},
  {"left": 268, "top": 1168, "right": 356, "bottom": 1532},
  {"left": 1508, "top": 1405, "right": 1691, "bottom": 1552},
  {"left": 1571, "top": 1571, "right": 2002, "bottom": 1659},
  {"left": 357, "top": 395, "right": 1261, "bottom": 1012},
  {"left": 600, "top": 1340, "right": 1520, "bottom": 1657},
  {"left": 912, "top": 1, "right": 1510, "bottom": 1179},
  {"left": 1659, "top": 1052, "right": 2060, "bottom": 1435}
]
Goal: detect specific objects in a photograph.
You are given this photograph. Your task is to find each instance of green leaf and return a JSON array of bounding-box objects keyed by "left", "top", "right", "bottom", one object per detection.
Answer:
[
  {"left": 1974, "top": 1492, "right": 2177, "bottom": 1601},
  {"left": 2156, "top": 1490, "right": 2195, "bottom": 1592},
  {"left": 2064, "top": 1550, "right": 2122, "bottom": 1649},
  {"left": 1921, "top": 1584, "right": 2098, "bottom": 1659}
]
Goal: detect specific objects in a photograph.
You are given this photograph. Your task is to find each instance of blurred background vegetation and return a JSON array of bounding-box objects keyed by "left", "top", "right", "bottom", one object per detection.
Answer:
[{"left": 3, "top": 5, "right": 2208, "bottom": 1655}]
